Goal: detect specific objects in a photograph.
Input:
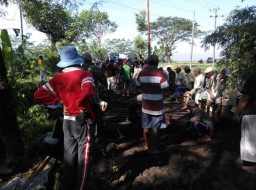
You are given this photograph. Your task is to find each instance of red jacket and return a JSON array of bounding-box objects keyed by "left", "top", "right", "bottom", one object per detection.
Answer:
[{"left": 34, "top": 67, "right": 96, "bottom": 120}]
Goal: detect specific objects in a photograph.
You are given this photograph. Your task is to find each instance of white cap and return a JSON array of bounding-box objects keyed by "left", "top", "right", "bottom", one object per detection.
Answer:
[
  {"left": 136, "top": 94, "right": 143, "bottom": 102},
  {"left": 205, "top": 67, "right": 213, "bottom": 73}
]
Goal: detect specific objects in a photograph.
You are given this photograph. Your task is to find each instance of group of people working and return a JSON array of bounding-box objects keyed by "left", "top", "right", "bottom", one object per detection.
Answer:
[
  {"left": 33, "top": 46, "right": 256, "bottom": 190},
  {"left": 1, "top": 46, "right": 254, "bottom": 190}
]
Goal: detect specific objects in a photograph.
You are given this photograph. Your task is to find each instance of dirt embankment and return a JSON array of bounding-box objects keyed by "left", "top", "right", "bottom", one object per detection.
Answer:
[
  {"left": 88, "top": 92, "right": 256, "bottom": 190},
  {"left": 1, "top": 90, "right": 256, "bottom": 190}
]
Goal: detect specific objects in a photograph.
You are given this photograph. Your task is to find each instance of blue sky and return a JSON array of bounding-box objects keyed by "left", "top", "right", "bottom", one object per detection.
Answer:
[
  {"left": 83, "top": 0, "right": 255, "bottom": 61},
  {"left": 1, "top": 0, "right": 255, "bottom": 61}
]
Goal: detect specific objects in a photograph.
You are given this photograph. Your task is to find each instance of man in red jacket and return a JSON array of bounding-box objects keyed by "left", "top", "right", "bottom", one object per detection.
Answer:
[{"left": 34, "top": 46, "right": 96, "bottom": 190}]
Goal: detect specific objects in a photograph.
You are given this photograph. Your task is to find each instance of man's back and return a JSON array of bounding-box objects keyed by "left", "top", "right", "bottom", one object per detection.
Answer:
[
  {"left": 169, "top": 70, "right": 176, "bottom": 83},
  {"left": 122, "top": 64, "right": 131, "bottom": 80},
  {"left": 136, "top": 66, "right": 169, "bottom": 115},
  {"left": 34, "top": 67, "right": 95, "bottom": 118},
  {"left": 194, "top": 73, "right": 205, "bottom": 89}
]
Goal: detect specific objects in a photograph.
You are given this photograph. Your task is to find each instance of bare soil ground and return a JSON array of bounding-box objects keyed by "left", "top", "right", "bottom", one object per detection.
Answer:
[
  {"left": 1, "top": 89, "right": 256, "bottom": 190},
  {"left": 87, "top": 90, "right": 256, "bottom": 190}
]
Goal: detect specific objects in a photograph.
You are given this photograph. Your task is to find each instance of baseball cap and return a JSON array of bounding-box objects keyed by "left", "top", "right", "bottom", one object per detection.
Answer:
[
  {"left": 175, "top": 67, "right": 181, "bottom": 72},
  {"left": 148, "top": 54, "right": 159, "bottom": 65},
  {"left": 205, "top": 67, "right": 213, "bottom": 73},
  {"left": 220, "top": 68, "right": 232, "bottom": 77},
  {"left": 184, "top": 66, "right": 191, "bottom": 71},
  {"left": 187, "top": 100, "right": 196, "bottom": 107},
  {"left": 194, "top": 68, "right": 201, "bottom": 72},
  {"left": 83, "top": 52, "right": 92, "bottom": 62}
]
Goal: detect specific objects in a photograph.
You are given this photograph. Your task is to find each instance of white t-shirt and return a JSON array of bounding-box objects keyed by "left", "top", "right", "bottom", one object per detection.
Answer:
[{"left": 194, "top": 73, "right": 205, "bottom": 89}]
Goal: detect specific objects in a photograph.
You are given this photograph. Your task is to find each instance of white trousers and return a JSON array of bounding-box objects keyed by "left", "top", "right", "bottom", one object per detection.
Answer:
[{"left": 241, "top": 115, "right": 256, "bottom": 162}]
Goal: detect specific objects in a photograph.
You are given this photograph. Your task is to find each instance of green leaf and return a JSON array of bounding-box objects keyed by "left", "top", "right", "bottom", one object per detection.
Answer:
[{"left": 1, "top": 29, "right": 13, "bottom": 70}]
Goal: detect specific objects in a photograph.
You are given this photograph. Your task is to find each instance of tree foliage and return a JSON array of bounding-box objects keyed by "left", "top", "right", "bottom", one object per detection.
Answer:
[
  {"left": 104, "top": 38, "right": 133, "bottom": 54},
  {"left": 88, "top": 40, "right": 107, "bottom": 61},
  {"left": 202, "top": 6, "right": 256, "bottom": 87},
  {"left": 134, "top": 35, "right": 147, "bottom": 57},
  {"left": 50, "top": 0, "right": 84, "bottom": 11},
  {"left": 135, "top": 10, "right": 147, "bottom": 31},
  {"left": 136, "top": 13, "right": 201, "bottom": 62},
  {"left": 77, "top": 8, "right": 117, "bottom": 48},
  {"left": 0, "top": 0, "right": 8, "bottom": 6},
  {"left": 21, "top": 0, "right": 72, "bottom": 45}
]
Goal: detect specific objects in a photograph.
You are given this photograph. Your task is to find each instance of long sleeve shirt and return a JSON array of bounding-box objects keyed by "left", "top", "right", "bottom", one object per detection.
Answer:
[{"left": 34, "top": 67, "right": 96, "bottom": 120}]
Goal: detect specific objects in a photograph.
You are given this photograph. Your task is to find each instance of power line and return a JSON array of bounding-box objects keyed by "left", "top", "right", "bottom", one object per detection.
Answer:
[
  {"left": 154, "top": 0, "right": 192, "bottom": 14},
  {"left": 196, "top": 0, "right": 220, "bottom": 9},
  {"left": 156, "top": 0, "right": 212, "bottom": 24},
  {"left": 184, "top": 0, "right": 212, "bottom": 9},
  {"left": 90, "top": 0, "right": 217, "bottom": 34},
  {"left": 102, "top": 0, "right": 162, "bottom": 17}
]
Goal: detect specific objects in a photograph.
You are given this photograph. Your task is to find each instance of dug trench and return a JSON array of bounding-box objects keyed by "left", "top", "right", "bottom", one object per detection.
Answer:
[
  {"left": 1, "top": 89, "right": 256, "bottom": 190},
  {"left": 85, "top": 90, "right": 256, "bottom": 190}
]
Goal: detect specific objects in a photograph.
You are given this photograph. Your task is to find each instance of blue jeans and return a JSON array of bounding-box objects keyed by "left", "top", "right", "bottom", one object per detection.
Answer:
[{"left": 40, "top": 71, "right": 46, "bottom": 81}]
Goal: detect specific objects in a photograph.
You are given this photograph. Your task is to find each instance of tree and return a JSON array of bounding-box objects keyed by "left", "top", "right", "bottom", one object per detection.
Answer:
[
  {"left": 88, "top": 40, "right": 108, "bottom": 61},
  {"left": 21, "top": 0, "right": 72, "bottom": 46},
  {"left": 136, "top": 13, "right": 201, "bottom": 63},
  {"left": 153, "top": 44, "right": 168, "bottom": 62},
  {"left": 134, "top": 35, "right": 147, "bottom": 58},
  {"left": 135, "top": 10, "right": 147, "bottom": 31},
  {"left": 0, "top": 0, "right": 9, "bottom": 18},
  {"left": 77, "top": 8, "right": 117, "bottom": 48},
  {"left": 104, "top": 38, "right": 133, "bottom": 54},
  {"left": 0, "top": 0, "right": 8, "bottom": 6},
  {"left": 202, "top": 6, "right": 256, "bottom": 87}
]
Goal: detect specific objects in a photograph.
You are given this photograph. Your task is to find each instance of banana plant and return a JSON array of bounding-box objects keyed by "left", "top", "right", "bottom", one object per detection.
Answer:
[{"left": 1, "top": 29, "right": 13, "bottom": 70}]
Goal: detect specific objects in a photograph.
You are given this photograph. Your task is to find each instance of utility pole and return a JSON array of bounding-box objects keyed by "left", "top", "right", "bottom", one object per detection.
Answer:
[
  {"left": 210, "top": 8, "right": 223, "bottom": 68},
  {"left": 147, "top": 0, "right": 151, "bottom": 57},
  {"left": 19, "top": 3, "right": 24, "bottom": 45},
  {"left": 190, "top": 10, "right": 195, "bottom": 69}
]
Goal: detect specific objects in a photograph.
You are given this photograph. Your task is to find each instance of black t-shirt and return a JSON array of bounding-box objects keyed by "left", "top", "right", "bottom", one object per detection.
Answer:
[{"left": 168, "top": 70, "right": 176, "bottom": 83}]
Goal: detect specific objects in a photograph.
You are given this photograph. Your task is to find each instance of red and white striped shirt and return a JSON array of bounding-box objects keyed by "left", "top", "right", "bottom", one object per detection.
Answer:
[
  {"left": 136, "top": 66, "right": 169, "bottom": 115},
  {"left": 34, "top": 67, "right": 96, "bottom": 120}
]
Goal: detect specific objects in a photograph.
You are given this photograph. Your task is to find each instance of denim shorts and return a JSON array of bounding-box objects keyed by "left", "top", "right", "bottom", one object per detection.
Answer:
[{"left": 142, "top": 112, "right": 166, "bottom": 129}]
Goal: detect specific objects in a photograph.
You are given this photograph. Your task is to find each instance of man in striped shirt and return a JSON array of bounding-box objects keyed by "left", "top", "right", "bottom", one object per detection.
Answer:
[
  {"left": 136, "top": 54, "right": 169, "bottom": 154},
  {"left": 34, "top": 46, "right": 95, "bottom": 190}
]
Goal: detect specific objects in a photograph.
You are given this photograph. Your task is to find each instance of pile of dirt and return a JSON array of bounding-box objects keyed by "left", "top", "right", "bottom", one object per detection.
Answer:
[
  {"left": 87, "top": 92, "right": 256, "bottom": 190},
  {"left": 1, "top": 90, "right": 256, "bottom": 190}
]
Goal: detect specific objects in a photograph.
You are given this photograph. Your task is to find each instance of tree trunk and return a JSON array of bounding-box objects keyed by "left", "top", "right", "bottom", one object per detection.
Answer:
[{"left": 0, "top": 48, "right": 24, "bottom": 158}]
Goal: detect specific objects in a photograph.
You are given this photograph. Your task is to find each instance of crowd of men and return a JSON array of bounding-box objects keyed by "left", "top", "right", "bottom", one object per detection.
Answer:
[
  {"left": 79, "top": 52, "right": 234, "bottom": 146},
  {"left": 2, "top": 46, "right": 255, "bottom": 190},
  {"left": 34, "top": 46, "right": 235, "bottom": 189}
]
